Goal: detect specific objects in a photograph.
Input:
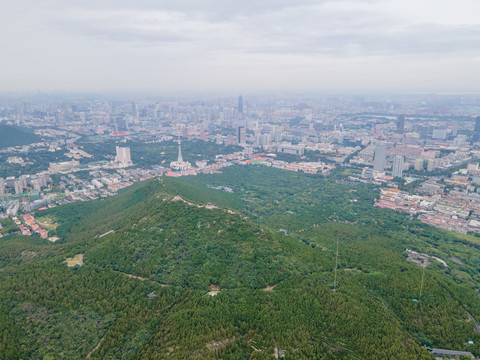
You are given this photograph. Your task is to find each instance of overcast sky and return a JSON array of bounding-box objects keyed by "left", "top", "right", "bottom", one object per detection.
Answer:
[{"left": 1, "top": 0, "right": 479, "bottom": 93}]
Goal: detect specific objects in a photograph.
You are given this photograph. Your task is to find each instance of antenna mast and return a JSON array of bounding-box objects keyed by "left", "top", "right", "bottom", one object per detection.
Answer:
[
  {"left": 333, "top": 238, "right": 339, "bottom": 292},
  {"left": 419, "top": 266, "right": 425, "bottom": 301}
]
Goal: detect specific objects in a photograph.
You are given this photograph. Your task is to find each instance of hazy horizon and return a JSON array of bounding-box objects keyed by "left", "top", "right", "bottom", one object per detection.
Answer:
[{"left": 1, "top": 0, "right": 480, "bottom": 93}]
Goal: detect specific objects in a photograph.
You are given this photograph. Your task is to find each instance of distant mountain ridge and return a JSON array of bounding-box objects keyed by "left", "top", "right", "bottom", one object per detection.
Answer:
[{"left": 0, "top": 124, "right": 40, "bottom": 148}]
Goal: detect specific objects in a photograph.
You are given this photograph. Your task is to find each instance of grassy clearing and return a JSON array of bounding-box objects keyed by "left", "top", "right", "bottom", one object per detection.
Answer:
[
  {"left": 65, "top": 254, "right": 84, "bottom": 267},
  {"left": 36, "top": 215, "right": 59, "bottom": 230}
]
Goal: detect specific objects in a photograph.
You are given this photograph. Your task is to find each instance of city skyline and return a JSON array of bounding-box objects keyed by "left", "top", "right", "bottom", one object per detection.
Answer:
[{"left": 1, "top": 0, "right": 479, "bottom": 93}]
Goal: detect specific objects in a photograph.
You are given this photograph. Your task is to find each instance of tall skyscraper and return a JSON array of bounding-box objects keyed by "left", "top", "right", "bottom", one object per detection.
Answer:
[
  {"left": 14, "top": 180, "right": 22, "bottom": 194},
  {"left": 255, "top": 131, "right": 262, "bottom": 147},
  {"left": 392, "top": 155, "right": 404, "bottom": 178},
  {"left": 115, "top": 118, "right": 129, "bottom": 132},
  {"left": 225, "top": 134, "right": 235, "bottom": 146},
  {"left": 414, "top": 158, "right": 424, "bottom": 171},
  {"left": 236, "top": 125, "right": 246, "bottom": 144},
  {"left": 262, "top": 133, "right": 271, "bottom": 148},
  {"left": 373, "top": 144, "right": 387, "bottom": 172},
  {"left": 473, "top": 117, "right": 480, "bottom": 143},
  {"left": 396, "top": 115, "right": 405, "bottom": 133},
  {"left": 238, "top": 95, "right": 243, "bottom": 116},
  {"left": 115, "top": 146, "right": 132, "bottom": 166},
  {"left": 418, "top": 125, "right": 429, "bottom": 139},
  {"left": 432, "top": 128, "right": 447, "bottom": 140},
  {"left": 131, "top": 101, "right": 138, "bottom": 117},
  {"left": 452, "top": 123, "right": 459, "bottom": 137},
  {"left": 273, "top": 125, "right": 283, "bottom": 142}
]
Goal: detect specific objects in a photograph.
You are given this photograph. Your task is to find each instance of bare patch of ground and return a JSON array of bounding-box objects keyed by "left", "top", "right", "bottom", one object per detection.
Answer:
[
  {"left": 172, "top": 196, "right": 221, "bottom": 211},
  {"left": 208, "top": 284, "right": 220, "bottom": 296},
  {"left": 166, "top": 346, "right": 177, "bottom": 355},
  {"left": 113, "top": 270, "right": 167, "bottom": 286},
  {"left": 48, "top": 236, "right": 59, "bottom": 242},
  {"left": 123, "top": 273, "right": 146, "bottom": 280},
  {"left": 206, "top": 337, "right": 235, "bottom": 351},
  {"left": 450, "top": 256, "right": 466, "bottom": 265},
  {"left": 21, "top": 250, "right": 37, "bottom": 260},
  {"left": 406, "top": 249, "right": 447, "bottom": 268},
  {"left": 431, "top": 256, "right": 447, "bottom": 267},
  {"left": 406, "top": 249, "right": 430, "bottom": 267},
  {"left": 262, "top": 284, "right": 277, "bottom": 291},
  {"left": 65, "top": 254, "right": 84, "bottom": 267},
  {"left": 98, "top": 230, "right": 115, "bottom": 238}
]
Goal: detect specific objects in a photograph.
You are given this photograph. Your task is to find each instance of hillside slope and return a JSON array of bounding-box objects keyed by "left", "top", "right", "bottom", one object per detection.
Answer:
[
  {"left": 1, "top": 167, "right": 480, "bottom": 358},
  {"left": 0, "top": 124, "right": 40, "bottom": 148}
]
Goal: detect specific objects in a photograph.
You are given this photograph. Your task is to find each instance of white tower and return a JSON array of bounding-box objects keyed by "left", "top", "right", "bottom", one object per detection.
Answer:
[{"left": 177, "top": 135, "right": 183, "bottom": 163}]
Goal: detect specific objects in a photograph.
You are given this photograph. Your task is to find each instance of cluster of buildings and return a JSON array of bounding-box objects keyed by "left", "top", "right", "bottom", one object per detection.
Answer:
[
  {"left": 349, "top": 111, "right": 480, "bottom": 180},
  {"left": 1, "top": 130, "right": 337, "bottom": 224},
  {"left": 374, "top": 183, "right": 480, "bottom": 234},
  {"left": 11, "top": 214, "right": 48, "bottom": 238},
  {"left": 241, "top": 154, "right": 335, "bottom": 175},
  {"left": 52, "top": 168, "right": 161, "bottom": 205},
  {"left": 2, "top": 93, "right": 480, "bottom": 237}
]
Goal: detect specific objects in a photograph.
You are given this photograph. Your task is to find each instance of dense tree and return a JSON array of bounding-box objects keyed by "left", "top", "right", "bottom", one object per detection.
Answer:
[{"left": 1, "top": 165, "right": 479, "bottom": 358}]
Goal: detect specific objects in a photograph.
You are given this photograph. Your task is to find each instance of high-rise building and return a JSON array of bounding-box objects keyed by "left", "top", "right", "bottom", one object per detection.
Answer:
[
  {"left": 432, "top": 128, "right": 447, "bottom": 140},
  {"left": 39, "top": 175, "right": 48, "bottom": 188},
  {"left": 255, "top": 131, "right": 262, "bottom": 147},
  {"left": 473, "top": 117, "right": 480, "bottom": 143},
  {"left": 31, "top": 179, "right": 41, "bottom": 191},
  {"left": 396, "top": 115, "right": 405, "bottom": 133},
  {"left": 273, "top": 126, "right": 283, "bottom": 142},
  {"left": 225, "top": 134, "right": 235, "bottom": 146},
  {"left": 115, "top": 118, "right": 129, "bottom": 132},
  {"left": 373, "top": 144, "right": 387, "bottom": 172},
  {"left": 115, "top": 146, "right": 132, "bottom": 166},
  {"left": 392, "top": 155, "right": 404, "bottom": 178},
  {"left": 236, "top": 125, "right": 246, "bottom": 144},
  {"left": 261, "top": 133, "right": 271, "bottom": 148},
  {"left": 414, "top": 158, "right": 424, "bottom": 171},
  {"left": 453, "top": 134, "right": 468, "bottom": 146},
  {"left": 238, "top": 95, "right": 243, "bottom": 116},
  {"left": 14, "top": 181, "right": 22, "bottom": 194},
  {"left": 452, "top": 123, "right": 459, "bottom": 137},
  {"left": 131, "top": 102, "right": 138, "bottom": 117},
  {"left": 418, "top": 125, "right": 429, "bottom": 139},
  {"left": 0, "top": 178, "right": 5, "bottom": 195}
]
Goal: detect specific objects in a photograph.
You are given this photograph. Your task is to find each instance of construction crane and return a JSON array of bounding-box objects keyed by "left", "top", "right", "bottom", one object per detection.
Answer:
[
  {"left": 18, "top": 186, "right": 32, "bottom": 201},
  {"left": 0, "top": 189, "right": 11, "bottom": 206}
]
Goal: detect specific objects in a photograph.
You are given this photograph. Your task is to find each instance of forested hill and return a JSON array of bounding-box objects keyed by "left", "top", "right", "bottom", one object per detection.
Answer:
[
  {"left": 0, "top": 124, "right": 41, "bottom": 148},
  {"left": 1, "top": 166, "right": 480, "bottom": 359}
]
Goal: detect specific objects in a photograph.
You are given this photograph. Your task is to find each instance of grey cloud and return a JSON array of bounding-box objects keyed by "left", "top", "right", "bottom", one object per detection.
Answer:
[
  {"left": 48, "top": 3, "right": 480, "bottom": 57},
  {"left": 1, "top": 0, "right": 479, "bottom": 92}
]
